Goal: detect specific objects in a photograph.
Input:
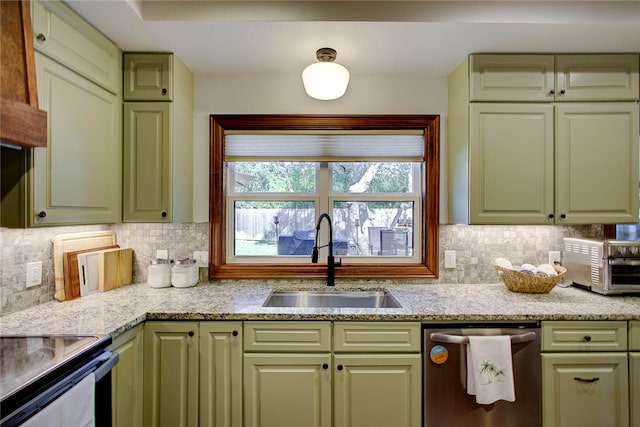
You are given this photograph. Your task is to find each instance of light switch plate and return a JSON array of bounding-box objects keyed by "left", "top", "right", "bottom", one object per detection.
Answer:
[
  {"left": 156, "top": 249, "right": 169, "bottom": 259},
  {"left": 26, "top": 261, "right": 42, "bottom": 287},
  {"left": 444, "top": 250, "right": 456, "bottom": 269},
  {"left": 193, "top": 251, "right": 208, "bottom": 266},
  {"left": 548, "top": 251, "right": 561, "bottom": 265}
]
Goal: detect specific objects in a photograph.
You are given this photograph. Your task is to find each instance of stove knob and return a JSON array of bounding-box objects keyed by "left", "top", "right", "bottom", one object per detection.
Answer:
[
  {"left": 631, "top": 247, "right": 639, "bottom": 256},
  {"left": 617, "top": 246, "right": 627, "bottom": 256}
]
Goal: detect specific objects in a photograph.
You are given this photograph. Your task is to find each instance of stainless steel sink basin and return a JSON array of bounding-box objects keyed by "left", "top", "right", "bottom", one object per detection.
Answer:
[{"left": 262, "top": 290, "right": 402, "bottom": 308}]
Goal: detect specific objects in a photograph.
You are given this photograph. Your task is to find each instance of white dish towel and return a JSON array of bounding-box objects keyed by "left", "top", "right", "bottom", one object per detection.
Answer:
[
  {"left": 466, "top": 335, "right": 515, "bottom": 404},
  {"left": 23, "top": 372, "right": 95, "bottom": 427}
]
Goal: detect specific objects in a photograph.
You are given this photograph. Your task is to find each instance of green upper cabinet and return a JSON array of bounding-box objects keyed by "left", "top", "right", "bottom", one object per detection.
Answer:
[
  {"left": 30, "top": 0, "right": 122, "bottom": 226},
  {"left": 470, "top": 54, "right": 639, "bottom": 102},
  {"left": 123, "top": 53, "right": 173, "bottom": 101},
  {"left": 122, "top": 52, "right": 193, "bottom": 223},
  {"left": 449, "top": 53, "right": 640, "bottom": 225}
]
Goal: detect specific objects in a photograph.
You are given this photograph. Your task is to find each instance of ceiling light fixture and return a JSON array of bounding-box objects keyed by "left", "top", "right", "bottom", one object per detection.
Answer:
[{"left": 302, "top": 48, "right": 350, "bottom": 100}]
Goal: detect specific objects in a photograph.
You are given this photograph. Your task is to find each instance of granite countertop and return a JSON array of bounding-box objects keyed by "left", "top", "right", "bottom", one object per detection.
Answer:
[{"left": 1, "top": 282, "right": 639, "bottom": 337}]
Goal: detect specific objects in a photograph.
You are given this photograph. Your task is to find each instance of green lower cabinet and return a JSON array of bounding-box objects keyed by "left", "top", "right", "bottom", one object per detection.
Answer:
[
  {"left": 199, "top": 322, "right": 243, "bottom": 427},
  {"left": 542, "top": 353, "right": 629, "bottom": 427},
  {"left": 143, "top": 322, "right": 199, "bottom": 427},
  {"left": 110, "top": 324, "right": 144, "bottom": 427},
  {"left": 244, "top": 353, "right": 333, "bottom": 427},
  {"left": 631, "top": 353, "right": 640, "bottom": 427},
  {"left": 333, "top": 354, "right": 422, "bottom": 427}
]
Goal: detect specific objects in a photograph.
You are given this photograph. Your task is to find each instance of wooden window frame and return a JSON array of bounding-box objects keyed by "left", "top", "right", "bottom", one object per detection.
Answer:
[{"left": 209, "top": 115, "right": 440, "bottom": 280}]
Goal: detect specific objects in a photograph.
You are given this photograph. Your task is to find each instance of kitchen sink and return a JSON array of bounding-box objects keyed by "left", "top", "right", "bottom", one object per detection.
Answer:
[{"left": 262, "top": 290, "right": 402, "bottom": 308}]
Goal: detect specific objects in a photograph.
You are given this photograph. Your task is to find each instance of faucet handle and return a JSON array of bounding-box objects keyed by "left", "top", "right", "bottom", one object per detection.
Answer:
[{"left": 311, "top": 247, "right": 319, "bottom": 263}]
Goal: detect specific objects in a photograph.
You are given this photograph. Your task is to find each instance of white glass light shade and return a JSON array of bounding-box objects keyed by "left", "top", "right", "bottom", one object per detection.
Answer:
[{"left": 302, "top": 62, "right": 350, "bottom": 100}]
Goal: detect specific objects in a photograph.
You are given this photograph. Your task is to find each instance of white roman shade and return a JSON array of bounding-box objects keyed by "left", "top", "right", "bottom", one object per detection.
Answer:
[{"left": 224, "top": 131, "right": 425, "bottom": 162}]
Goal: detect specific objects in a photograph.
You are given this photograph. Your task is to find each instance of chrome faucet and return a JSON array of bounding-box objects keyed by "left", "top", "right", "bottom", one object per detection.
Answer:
[{"left": 311, "top": 213, "right": 341, "bottom": 286}]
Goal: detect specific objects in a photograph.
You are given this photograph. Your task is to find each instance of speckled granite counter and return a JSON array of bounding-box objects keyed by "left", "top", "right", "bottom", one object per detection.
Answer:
[{"left": 1, "top": 282, "right": 639, "bottom": 337}]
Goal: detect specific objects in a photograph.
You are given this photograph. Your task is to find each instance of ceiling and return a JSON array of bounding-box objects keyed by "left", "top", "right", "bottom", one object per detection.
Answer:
[{"left": 66, "top": 1, "right": 640, "bottom": 78}]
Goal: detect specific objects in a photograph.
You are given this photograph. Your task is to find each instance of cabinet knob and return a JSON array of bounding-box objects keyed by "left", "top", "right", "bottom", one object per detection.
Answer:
[
  {"left": 583, "top": 335, "right": 592, "bottom": 342},
  {"left": 36, "top": 33, "right": 46, "bottom": 42},
  {"left": 548, "top": 214, "right": 554, "bottom": 219},
  {"left": 161, "top": 211, "right": 167, "bottom": 218},
  {"left": 549, "top": 89, "right": 555, "bottom": 95},
  {"left": 37, "top": 211, "right": 47, "bottom": 218},
  {"left": 322, "top": 363, "right": 329, "bottom": 370},
  {"left": 188, "top": 331, "right": 195, "bottom": 337},
  {"left": 232, "top": 330, "right": 238, "bottom": 337},
  {"left": 337, "top": 364, "right": 344, "bottom": 371},
  {"left": 559, "top": 89, "right": 566, "bottom": 95},
  {"left": 560, "top": 214, "right": 566, "bottom": 219},
  {"left": 161, "top": 88, "right": 167, "bottom": 96}
]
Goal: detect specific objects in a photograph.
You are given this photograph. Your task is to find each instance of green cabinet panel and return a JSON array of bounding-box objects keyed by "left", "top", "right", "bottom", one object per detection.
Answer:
[
  {"left": 199, "top": 322, "right": 243, "bottom": 427},
  {"left": 556, "top": 103, "right": 639, "bottom": 224},
  {"left": 110, "top": 324, "right": 144, "bottom": 427},
  {"left": 631, "top": 352, "right": 640, "bottom": 427},
  {"left": 33, "top": 52, "right": 121, "bottom": 225},
  {"left": 123, "top": 103, "right": 171, "bottom": 222},
  {"left": 542, "top": 353, "right": 629, "bottom": 427},
  {"left": 243, "top": 353, "right": 332, "bottom": 427},
  {"left": 32, "top": 0, "right": 121, "bottom": 94},
  {"left": 469, "top": 103, "right": 554, "bottom": 224},
  {"left": 144, "top": 322, "right": 199, "bottom": 427},
  {"left": 123, "top": 53, "right": 193, "bottom": 223},
  {"left": 124, "top": 53, "right": 173, "bottom": 101},
  {"left": 333, "top": 354, "right": 422, "bottom": 427}
]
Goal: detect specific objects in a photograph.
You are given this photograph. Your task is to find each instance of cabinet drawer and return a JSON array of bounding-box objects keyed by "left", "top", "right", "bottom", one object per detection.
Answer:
[
  {"left": 244, "top": 321, "right": 331, "bottom": 352},
  {"left": 631, "top": 321, "right": 640, "bottom": 351},
  {"left": 333, "top": 322, "right": 420, "bottom": 353},
  {"left": 32, "top": 0, "right": 120, "bottom": 93},
  {"left": 542, "top": 321, "right": 628, "bottom": 352}
]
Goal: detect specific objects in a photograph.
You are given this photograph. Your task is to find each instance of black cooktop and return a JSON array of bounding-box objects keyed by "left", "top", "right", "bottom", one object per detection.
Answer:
[{"left": 0, "top": 335, "right": 110, "bottom": 403}]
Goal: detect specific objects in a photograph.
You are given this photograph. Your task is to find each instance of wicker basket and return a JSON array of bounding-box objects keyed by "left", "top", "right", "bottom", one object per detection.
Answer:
[{"left": 494, "top": 264, "right": 567, "bottom": 294}]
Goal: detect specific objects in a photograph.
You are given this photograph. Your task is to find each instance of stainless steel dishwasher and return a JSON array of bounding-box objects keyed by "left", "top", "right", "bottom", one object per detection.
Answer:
[{"left": 423, "top": 323, "right": 541, "bottom": 427}]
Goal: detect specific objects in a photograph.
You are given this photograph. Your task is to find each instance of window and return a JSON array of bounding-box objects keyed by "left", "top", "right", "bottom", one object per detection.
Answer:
[{"left": 209, "top": 115, "right": 440, "bottom": 280}]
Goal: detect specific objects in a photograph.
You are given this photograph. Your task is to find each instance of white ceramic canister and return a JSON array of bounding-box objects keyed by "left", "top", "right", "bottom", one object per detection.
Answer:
[
  {"left": 171, "top": 258, "right": 198, "bottom": 288},
  {"left": 148, "top": 259, "right": 172, "bottom": 288}
]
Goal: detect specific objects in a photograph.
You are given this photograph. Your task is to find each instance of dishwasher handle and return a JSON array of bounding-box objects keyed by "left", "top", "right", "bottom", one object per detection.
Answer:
[{"left": 430, "top": 331, "right": 537, "bottom": 345}]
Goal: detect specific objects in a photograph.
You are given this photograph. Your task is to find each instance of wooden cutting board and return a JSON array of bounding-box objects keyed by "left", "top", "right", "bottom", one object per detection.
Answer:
[
  {"left": 53, "top": 231, "right": 116, "bottom": 301},
  {"left": 63, "top": 245, "right": 119, "bottom": 300},
  {"left": 98, "top": 248, "right": 133, "bottom": 291}
]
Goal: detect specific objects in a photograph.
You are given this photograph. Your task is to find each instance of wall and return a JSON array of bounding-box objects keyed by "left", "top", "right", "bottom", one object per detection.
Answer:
[{"left": 0, "top": 71, "right": 604, "bottom": 315}]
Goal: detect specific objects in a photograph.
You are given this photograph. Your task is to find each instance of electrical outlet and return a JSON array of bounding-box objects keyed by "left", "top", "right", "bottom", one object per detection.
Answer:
[
  {"left": 156, "top": 249, "right": 169, "bottom": 259},
  {"left": 26, "top": 261, "right": 42, "bottom": 287},
  {"left": 548, "top": 251, "right": 561, "bottom": 265},
  {"left": 193, "top": 251, "right": 208, "bottom": 266},
  {"left": 444, "top": 250, "right": 456, "bottom": 269}
]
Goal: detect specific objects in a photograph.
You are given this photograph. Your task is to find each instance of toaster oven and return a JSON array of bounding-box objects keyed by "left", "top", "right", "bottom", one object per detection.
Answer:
[{"left": 563, "top": 237, "right": 640, "bottom": 295}]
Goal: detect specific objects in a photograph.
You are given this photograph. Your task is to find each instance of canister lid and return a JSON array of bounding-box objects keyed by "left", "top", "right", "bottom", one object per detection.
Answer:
[
  {"left": 150, "top": 258, "right": 171, "bottom": 265},
  {"left": 174, "top": 258, "right": 196, "bottom": 265}
]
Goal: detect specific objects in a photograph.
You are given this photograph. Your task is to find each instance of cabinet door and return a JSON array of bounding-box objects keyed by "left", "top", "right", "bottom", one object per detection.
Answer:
[
  {"left": 243, "top": 353, "right": 332, "bottom": 427},
  {"left": 542, "top": 353, "right": 629, "bottom": 427},
  {"left": 470, "top": 54, "right": 555, "bottom": 102},
  {"left": 33, "top": 52, "right": 121, "bottom": 225},
  {"left": 144, "top": 322, "right": 199, "bottom": 427},
  {"left": 631, "top": 353, "right": 640, "bottom": 427},
  {"left": 110, "top": 325, "right": 144, "bottom": 427},
  {"left": 124, "top": 53, "right": 173, "bottom": 101},
  {"left": 333, "top": 354, "right": 421, "bottom": 427},
  {"left": 469, "top": 103, "right": 554, "bottom": 224},
  {"left": 32, "top": 0, "right": 121, "bottom": 93},
  {"left": 556, "top": 103, "right": 639, "bottom": 224},
  {"left": 200, "top": 322, "right": 243, "bottom": 427},
  {"left": 556, "top": 54, "right": 639, "bottom": 101},
  {"left": 123, "top": 102, "right": 171, "bottom": 222}
]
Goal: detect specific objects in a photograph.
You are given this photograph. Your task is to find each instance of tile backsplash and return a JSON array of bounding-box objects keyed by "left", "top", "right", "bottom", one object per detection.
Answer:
[{"left": 0, "top": 222, "right": 602, "bottom": 316}]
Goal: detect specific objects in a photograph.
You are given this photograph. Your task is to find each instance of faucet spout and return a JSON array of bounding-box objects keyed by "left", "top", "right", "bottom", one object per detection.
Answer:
[{"left": 311, "top": 213, "right": 341, "bottom": 286}]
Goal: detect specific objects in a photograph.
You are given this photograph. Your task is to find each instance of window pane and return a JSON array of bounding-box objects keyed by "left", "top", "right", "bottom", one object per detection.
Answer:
[
  {"left": 234, "top": 201, "right": 315, "bottom": 256},
  {"left": 332, "top": 201, "right": 414, "bottom": 256},
  {"left": 331, "top": 162, "right": 416, "bottom": 193},
  {"left": 233, "top": 162, "right": 316, "bottom": 193}
]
